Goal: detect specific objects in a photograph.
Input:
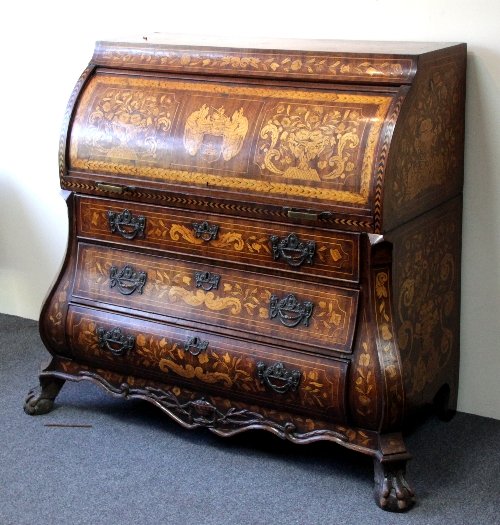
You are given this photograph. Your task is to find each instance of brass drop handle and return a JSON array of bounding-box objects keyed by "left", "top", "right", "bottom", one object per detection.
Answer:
[
  {"left": 96, "top": 327, "right": 135, "bottom": 356},
  {"left": 107, "top": 209, "right": 146, "bottom": 240},
  {"left": 269, "top": 293, "right": 314, "bottom": 328},
  {"left": 269, "top": 233, "right": 316, "bottom": 267},
  {"left": 109, "top": 264, "right": 147, "bottom": 295},
  {"left": 256, "top": 361, "right": 301, "bottom": 394}
]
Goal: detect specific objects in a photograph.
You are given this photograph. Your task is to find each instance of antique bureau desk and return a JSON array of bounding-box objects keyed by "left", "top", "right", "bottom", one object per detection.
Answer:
[{"left": 25, "top": 35, "right": 466, "bottom": 511}]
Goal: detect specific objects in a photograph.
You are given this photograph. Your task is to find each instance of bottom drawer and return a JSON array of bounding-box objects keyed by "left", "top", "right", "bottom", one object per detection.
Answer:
[{"left": 66, "top": 305, "right": 349, "bottom": 423}]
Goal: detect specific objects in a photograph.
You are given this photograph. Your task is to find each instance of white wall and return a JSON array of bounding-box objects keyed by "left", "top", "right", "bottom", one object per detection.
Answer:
[{"left": 1, "top": 1, "right": 498, "bottom": 420}]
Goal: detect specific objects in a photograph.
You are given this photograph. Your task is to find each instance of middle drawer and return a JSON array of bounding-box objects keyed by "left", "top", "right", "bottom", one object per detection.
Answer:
[{"left": 72, "top": 243, "right": 359, "bottom": 355}]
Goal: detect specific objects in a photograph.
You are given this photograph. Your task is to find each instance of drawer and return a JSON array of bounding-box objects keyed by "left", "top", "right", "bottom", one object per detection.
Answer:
[
  {"left": 66, "top": 305, "right": 349, "bottom": 422},
  {"left": 72, "top": 243, "right": 359, "bottom": 355},
  {"left": 77, "top": 195, "right": 359, "bottom": 283}
]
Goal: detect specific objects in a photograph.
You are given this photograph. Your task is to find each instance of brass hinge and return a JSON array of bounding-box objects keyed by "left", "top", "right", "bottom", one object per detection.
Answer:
[
  {"left": 284, "top": 207, "right": 332, "bottom": 221},
  {"left": 96, "top": 182, "right": 136, "bottom": 194}
]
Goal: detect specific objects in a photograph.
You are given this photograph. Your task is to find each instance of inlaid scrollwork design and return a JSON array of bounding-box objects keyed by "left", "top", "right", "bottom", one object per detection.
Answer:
[
  {"left": 395, "top": 213, "right": 459, "bottom": 402},
  {"left": 78, "top": 245, "right": 354, "bottom": 350},
  {"left": 71, "top": 315, "right": 337, "bottom": 412},
  {"left": 373, "top": 269, "right": 404, "bottom": 427},
  {"left": 96, "top": 43, "right": 412, "bottom": 83}
]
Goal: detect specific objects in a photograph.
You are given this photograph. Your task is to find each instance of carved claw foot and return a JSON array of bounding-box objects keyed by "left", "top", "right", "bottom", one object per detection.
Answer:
[
  {"left": 373, "top": 459, "right": 416, "bottom": 512},
  {"left": 24, "top": 377, "right": 65, "bottom": 415}
]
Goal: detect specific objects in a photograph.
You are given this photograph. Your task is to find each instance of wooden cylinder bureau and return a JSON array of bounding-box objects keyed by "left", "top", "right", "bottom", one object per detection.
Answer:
[{"left": 25, "top": 35, "right": 466, "bottom": 512}]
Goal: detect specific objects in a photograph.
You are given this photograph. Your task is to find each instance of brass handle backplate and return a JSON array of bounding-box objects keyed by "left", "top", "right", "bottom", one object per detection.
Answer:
[
  {"left": 192, "top": 221, "right": 219, "bottom": 242},
  {"left": 195, "top": 271, "right": 221, "bottom": 291},
  {"left": 284, "top": 207, "right": 332, "bottom": 221}
]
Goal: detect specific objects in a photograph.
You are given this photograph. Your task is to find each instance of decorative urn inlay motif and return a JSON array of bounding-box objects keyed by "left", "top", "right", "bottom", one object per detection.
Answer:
[
  {"left": 84, "top": 87, "right": 176, "bottom": 161},
  {"left": 256, "top": 103, "right": 361, "bottom": 182}
]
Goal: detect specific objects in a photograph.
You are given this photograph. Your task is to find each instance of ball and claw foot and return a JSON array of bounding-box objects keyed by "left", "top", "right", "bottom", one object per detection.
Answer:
[
  {"left": 373, "top": 459, "right": 416, "bottom": 512},
  {"left": 24, "top": 378, "right": 65, "bottom": 415}
]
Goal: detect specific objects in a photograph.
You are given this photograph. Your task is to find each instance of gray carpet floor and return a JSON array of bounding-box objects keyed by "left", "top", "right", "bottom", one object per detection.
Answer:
[{"left": 1, "top": 312, "right": 499, "bottom": 525}]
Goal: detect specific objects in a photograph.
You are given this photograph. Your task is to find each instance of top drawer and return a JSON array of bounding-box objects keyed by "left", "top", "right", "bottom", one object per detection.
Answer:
[{"left": 76, "top": 195, "right": 360, "bottom": 283}]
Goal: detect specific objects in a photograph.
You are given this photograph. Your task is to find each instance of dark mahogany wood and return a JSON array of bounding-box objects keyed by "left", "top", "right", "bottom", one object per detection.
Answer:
[{"left": 27, "top": 36, "right": 466, "bottom": 512}]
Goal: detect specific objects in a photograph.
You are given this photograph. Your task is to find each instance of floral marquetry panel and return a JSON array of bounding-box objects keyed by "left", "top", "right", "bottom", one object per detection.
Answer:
[
  {"left": 394, "top": 60, "right": 464, "bottom": 203},
  {"left": 68, "top": 73, "right": 395, "bottom": 212},
  {"left": 66, "top": 306, "right": 349, "bottom": 422},
  {"left": 255, "top": 103, "right": 363, "bottom": 183},
  {"left": 388, "top": 197, "right": 462, "bottom": 411},
  {"left": 383, "top": 51, "right": 466, "bottom": 231},
  {"left": 348, "top": 312, "right": 380, "bottom": 430},
  {"left": 372, "top": 268, "right": 405, "bottom": 430}
]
